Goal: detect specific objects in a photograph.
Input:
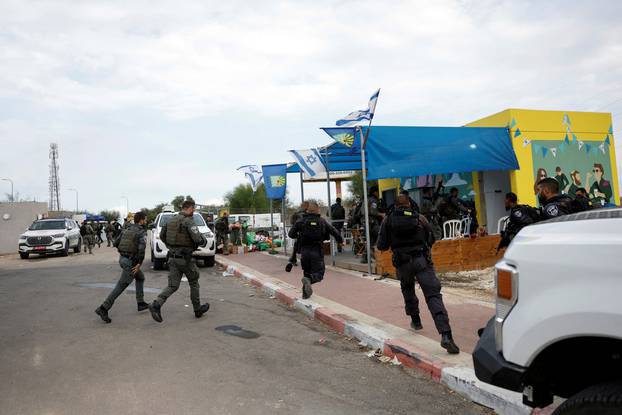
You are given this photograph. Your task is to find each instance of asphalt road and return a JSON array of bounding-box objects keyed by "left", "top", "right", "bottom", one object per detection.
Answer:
[{"left": 0, "top": 248, "right": 490, "bottom": 415}]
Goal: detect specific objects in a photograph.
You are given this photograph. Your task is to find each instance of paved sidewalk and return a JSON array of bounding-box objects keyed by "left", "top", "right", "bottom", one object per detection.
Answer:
[{"left": 222, "top": 251, "right": 494, "bottom": 354}]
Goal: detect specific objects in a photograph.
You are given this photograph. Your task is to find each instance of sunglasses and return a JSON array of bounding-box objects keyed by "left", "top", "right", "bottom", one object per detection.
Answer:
[{"left": 593, "top": 169, "right": 601, "bottom": 173}]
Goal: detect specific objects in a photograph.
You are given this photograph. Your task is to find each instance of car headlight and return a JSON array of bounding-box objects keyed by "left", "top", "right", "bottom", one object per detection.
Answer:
[
  {"left": 52, "top": 233, "right": 65, "bottom": 238},
  {"left": 19, "top": 235, "right": 27, "bottom": 240}
]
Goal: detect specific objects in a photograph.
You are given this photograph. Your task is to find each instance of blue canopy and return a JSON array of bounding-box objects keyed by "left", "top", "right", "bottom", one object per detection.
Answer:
[{"left": 364, "top": 126, "right": 518, "bottom": 180}]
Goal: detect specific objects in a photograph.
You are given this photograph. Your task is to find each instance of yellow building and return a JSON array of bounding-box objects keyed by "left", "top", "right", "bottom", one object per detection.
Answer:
[{"left": 380, "top": 108, "right": 619, "bottom": 232}]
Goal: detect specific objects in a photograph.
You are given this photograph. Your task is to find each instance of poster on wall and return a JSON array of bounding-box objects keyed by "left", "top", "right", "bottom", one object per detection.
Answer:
[{"left": 531, "top": 139, "right": 613, "bottom": 207}]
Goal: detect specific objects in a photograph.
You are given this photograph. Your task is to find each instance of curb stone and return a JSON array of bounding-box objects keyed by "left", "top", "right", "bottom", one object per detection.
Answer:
[{"left": 216, "top": 256, "right": 547, "bottom": 415}]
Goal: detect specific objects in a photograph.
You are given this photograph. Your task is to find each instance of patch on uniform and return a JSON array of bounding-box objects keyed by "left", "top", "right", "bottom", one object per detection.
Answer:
[
  {"left": 404, "top": 211, "right": 412, "bottom": 216},
  {"left": 513, "top": 210, "right": 523, "bottom": 218},
  {"left": 371, "top": 202, "right": 377, "bottom": 209},
  {"left": 310, "top": 222, "right": 317, "bottom": 225},
  {"left": 190, "top": 226, "right": 199, "bottom": 234},
  {"left": 545, "top": 204, "right": 558, "bottom": 217}
]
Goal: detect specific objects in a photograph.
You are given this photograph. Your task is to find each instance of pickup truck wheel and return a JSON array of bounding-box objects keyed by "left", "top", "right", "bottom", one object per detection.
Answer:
[
  {"left": 74, "top": 238, "right": 82, "bottom": 253},
  {"left": 153, "top": 257, "right": 165, "bottom": 270},
  {"left": 204, "top": 256, "right": 215, "bottom": 267},
  {"left": 60, "top": 240, "right": 69, "bottom": 257},
  {"left": 19, "top": 252, "right": 29, "bottom": 259},
  {"left": 552, "top": 381, "right": 622, "bottom": 415}
]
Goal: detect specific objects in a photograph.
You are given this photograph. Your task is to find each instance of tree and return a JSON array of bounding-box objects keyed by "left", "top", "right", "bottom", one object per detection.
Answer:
[
  {"left": 140, "top": 203, "right": 165, "bottom": 224},
  {"left": 224, "top": 183, "right": 287, "bottom": 213},
  {"left": 99, "top": 210, "right": 121, "bottom": 222},
  {"left": 347, "top": 172, "right": 377, "bottom": 201},
  {"left": 171, "top": 195, "right": 194, "bottom": 211}
]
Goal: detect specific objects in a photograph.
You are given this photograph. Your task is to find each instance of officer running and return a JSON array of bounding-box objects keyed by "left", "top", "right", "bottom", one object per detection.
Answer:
[
  {"left": 288, "top": 201, "right": 343, "bottom": 299},
  {"left": 377, "top": 194, "right": 460, "bottom": 354},
  {"left": 285, "top": 201, "right": 309, "bottom": 272},
  {"left": 330, "top": 197, "right": 346, "bottom": 253},
  {"left": 537, "top": 177, "right": 575, "bottom": 220},
  {"left": 105, "top": 221, "right": 115, "bottom": 247},
  {"left": 95, "top": 211, "right": 149, "bottom": 323},
  {"left": 497, "top": 192, "right": 540, "bottom": 252},
  {"left": 149, "top": 200, "right": 210, "bottom": 322},
  {"left": 80, "top": 221, "right": 95, "bottom": 254}
]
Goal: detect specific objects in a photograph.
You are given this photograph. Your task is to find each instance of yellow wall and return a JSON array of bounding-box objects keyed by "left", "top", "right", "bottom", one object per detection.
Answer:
[
  {"left": 379, "top": 178, "right": 401, "bottom": 194},
  {"left": 467, "top": 109, "right": 619, "bottom": 206}
]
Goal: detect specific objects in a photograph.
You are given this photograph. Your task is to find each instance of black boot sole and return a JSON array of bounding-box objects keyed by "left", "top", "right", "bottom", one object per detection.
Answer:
[
  {"left": 149, "top": 304, "right": 163, "bottom": 323},
  {"left": 441, "top": 340, "right": 460, "bottom": 354}
]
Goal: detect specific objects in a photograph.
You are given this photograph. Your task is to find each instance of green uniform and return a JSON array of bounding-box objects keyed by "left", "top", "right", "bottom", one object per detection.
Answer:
[
  {"left": 589, "top": 178, "right": 613, "bottom": 206},
  {"left": 241, "top": 221, "right": 249, "bottom": 245},
  {"left": 215, "top": 217, "right": 230, "bottom": 253},
  {"left": 105, "top": 223, "right": 114, "bottom": 247},
  {"left": 101, "top": 223, "right": 147, "bottom": 311},
  {"left": 230, "top": 225, "right": 241, "bottom": 246},
  {"left": 82, "top": 223, "right": 95, "bottom": 254},
  {"left": 155, "top": 213, "right": 206, "bottom": 312}
]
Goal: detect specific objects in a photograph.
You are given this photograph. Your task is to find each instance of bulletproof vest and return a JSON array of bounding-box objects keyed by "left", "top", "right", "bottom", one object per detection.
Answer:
[
  {"left": 165, "top": 214, "right": 194, "bottom": 248},
  {"left": 389, "top": 210, "right": 427, "bottom": 250},
  {"left": 117, "top": 225, "right": 140, "bottom": 254},
  {"left": 543, "top": 195, "right": 574, "bottom": 218},
  {"left": 80, "top": 225, "right": 87, "bottom": 236},
  {"left": 299, "top": 215, "right": 325, "bottom": 246}
]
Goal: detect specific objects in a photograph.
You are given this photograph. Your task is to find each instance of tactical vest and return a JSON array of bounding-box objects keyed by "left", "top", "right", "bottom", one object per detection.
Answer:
[
  {"left": 389, "top": 210, "right": 427, "bottom": 250},
  {"left": 299, "top": 215, "right": 325, "bottom": 246},
  {"left": 165, "top": 215, "right": 194, "bottom": 248},
  {"left": 117, "top": 225, "right": 140, "bottom": 254}
]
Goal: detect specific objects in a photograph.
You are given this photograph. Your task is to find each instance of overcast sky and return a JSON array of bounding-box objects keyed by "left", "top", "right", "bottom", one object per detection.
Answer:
[{"left": 1, "top": 0, "right": 621, "bottom": 215}]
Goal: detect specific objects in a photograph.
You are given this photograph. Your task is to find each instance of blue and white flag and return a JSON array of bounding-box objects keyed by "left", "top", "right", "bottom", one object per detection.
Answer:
[
  {"left": 288, "top": 148, "right": 326, "bottom": 177},
  {"left": 321, "top": 127, "right": 357, "bottom": 148},
  {"left": 261, "top": 164, "right": 288, "bottom": 200},
  {"left": 237, "top": 165, "right": 263, "bottom": 191},
  {"left": 336, "top": 89, "right": 380, "bottom": 126}
]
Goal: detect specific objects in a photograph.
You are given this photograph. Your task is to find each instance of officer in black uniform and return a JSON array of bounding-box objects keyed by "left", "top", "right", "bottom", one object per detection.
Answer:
[
  {"left": 574, "top": 188, "right": 594, "bottom": 212},
  {"left": 95, "top": 211, "right": 149, "bottom": 323},
  {"left": 537, "top": 177, "right": 575, "bottom": 220},
  {"left": 377, "top": 195, "right": 460, "bottom": 354},
  {"left": 288, "top": 201, "right": 343, "bottom": 299},
  {"left": 149, "top": 200, "right": 210, "bottom": 322},
  {"left": 285, "top": 201, "right": 309, "bottom": 272},
  {"left": 330, "top": 197, "right": 346, "bottom": 253},
  {"left": 497, "top": 192, "right": 540, "bottom": 252}
]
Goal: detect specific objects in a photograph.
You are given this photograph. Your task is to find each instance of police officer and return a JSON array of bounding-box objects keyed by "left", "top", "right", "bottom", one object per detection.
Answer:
[
  {"left": 285, "top": 201, "right": 309, "bottom": 272},
  {"left": 149, "top": 200, "right": 209, "bottom": 322},
  {"left": 215, "top": 212, "right": 230, "bottom": 255},
  {"left": 361, "top": 186, "right": 384, "bottom": 264},
  {"left": 537, "top": 177, "right": 575, "bottom": 220},
  {"left": 95, "top": 222, "right": 104, "bottom": 247},
  {"left": 330, "top": 197, "right": 346, "bottom": 253},
  {"left": 497, "top": 192, "right": 540, "bottom": 252},
  {"left": 81, "top": 221, "right": 95, "bottom": 254},
  {"left": 112, "top": 219, "right": 122, "bottom": 238},
  {"left": 105, "top": 221, "right": 115, "bottom": 247},
  {"left": 95, "top": 211, "right": 149, "bottom": 323},
  {"left": 377, "top": 194, "right": 460, "bottom": 354},
  {"left": 288, "top": 201, "right": 343, "bottom": 299}
]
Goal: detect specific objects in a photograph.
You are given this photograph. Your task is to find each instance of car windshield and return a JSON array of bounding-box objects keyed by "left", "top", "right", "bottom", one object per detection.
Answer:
[
  {"left": 29, "top": 221, "right": 65, "bottom": 230},
  {"left": 158, "top": 213, "right": 205, "bottom": 227}
]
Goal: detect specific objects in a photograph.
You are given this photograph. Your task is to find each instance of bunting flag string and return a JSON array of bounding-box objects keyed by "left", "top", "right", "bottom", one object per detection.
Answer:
[
  {"left": 550, "top": 148, "right": 557, "bottom": 157},
  {"left": 522, "top": 138, "right": 531, "bottom": 148},
  {"left": 514, "top": 128, "right": 522, "bottom": 138}
]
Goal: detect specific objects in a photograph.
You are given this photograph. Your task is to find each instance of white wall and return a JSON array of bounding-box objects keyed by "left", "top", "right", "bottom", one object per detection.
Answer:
[{"left": 0, "top": 202, "right": 48, "bottom": 254}]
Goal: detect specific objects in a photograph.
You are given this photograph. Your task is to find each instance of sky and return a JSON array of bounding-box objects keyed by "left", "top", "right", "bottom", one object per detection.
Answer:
[{"left": 1, "top": 0, "right": 622, "bottom": 216}]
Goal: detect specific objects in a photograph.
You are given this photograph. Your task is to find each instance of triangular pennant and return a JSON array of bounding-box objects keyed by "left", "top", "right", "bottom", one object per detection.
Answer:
[
  {"left": 562, "top": 114, "right": 571, "bottom": 126},
  {"left": 564, "top": 133, "right": 570, "bottom": 144},
  {"left": 609, "top": 125, "right": 613, "bottom": 134},
  {"left": 522, "top": 138, "right": 531, "bottom": 148},
  {"left": 578, "top": 140, "right": 584, "bottom": 150},
  {"left": 510, "top": 118, "right": 517, "bottom": 128},
  {"left": 542, "top": 147, "right": 548, "bottom": 158},
  {"left": 605, "top": 135, "right": 611, "bottom": 145},
  {"left": 514, "top": 128, "right": 522, "bottom": 138},
  {"left": 599, "top": 143, "right": 606, "bottom": 154},
  {"left": 550, "top": 148, "right": 557, "bottom": 157},
  {"left": 585, "top": 143, "right": 591, "bottom": 153}
]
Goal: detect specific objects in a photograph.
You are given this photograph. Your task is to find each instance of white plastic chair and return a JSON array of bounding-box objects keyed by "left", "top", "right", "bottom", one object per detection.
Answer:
[
  {"left": 497, "top": 216, "right": 509, "bottom": 234},
  {"left": 460, "top": 216, "right": 472, "bottom": 236},
  {"left": 443, "top": 220, "right": 461, "bottom": 240}
]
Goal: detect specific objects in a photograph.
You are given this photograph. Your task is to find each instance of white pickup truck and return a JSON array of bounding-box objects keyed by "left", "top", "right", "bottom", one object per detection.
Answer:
[{"left": 473, "top": 208, "right": 622, "bottom": 414}]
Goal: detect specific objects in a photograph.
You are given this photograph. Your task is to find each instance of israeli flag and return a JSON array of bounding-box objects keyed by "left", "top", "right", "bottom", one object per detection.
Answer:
[
  {"left": 288, "top": 148, "right": 326, "bottom": 177},
  {"left": 237, "top": 165, "right": 263, "bottom": 191},
  {"left": 336, "top": 89, "right": 380, "bottom": 126}
]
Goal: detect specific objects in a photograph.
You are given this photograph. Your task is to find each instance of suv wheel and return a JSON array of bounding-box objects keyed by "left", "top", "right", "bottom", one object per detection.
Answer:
[
  {"left": 19, "top": 252, "right": 29, "bottom": 259},
  {"left": 204, "top": 256, "right": 215, "bottom": 267},
  {"left": 553, "top": 381, "right": 622, "bottom": 415},
  {"left": 60, "top": 240, "right": 69, "bottom": 257},
  {"left": 74, "top": 238, "right": 82, "bottom": 253}
]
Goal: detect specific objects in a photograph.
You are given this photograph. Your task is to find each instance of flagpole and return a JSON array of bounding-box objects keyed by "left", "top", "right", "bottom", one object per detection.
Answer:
[
  {"left": 282, "top": 197, "right": 287, "bottom": 256},
  {"left": 299, "top": 171, "right": 305, "bottom": 202},
  {"left": 360, "top": 126, "right": 373, "bottom": 275},
  {"left": 325, "top": 146, "right": 335, "bottom": 266}
]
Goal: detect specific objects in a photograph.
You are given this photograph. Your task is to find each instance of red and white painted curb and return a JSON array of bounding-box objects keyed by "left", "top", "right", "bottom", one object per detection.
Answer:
[{"left": 216, "top": 256, "right": 553, "bottom": 415}]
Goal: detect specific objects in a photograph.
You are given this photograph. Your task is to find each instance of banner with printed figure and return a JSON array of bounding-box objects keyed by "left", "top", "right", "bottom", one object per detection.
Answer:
[{"left": 261, "top": 164, "right": 288, "bottom": 200}]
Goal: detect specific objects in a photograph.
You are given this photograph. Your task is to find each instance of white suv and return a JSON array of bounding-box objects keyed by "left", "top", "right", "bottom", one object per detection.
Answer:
[
  {"left": 18, "top": 218, "right": 82, "bottom": 259},
  {"left": 473, "top": 208, "right": 622, "bottom": 414},
  {"left": 150, "top": 211, "right": 215, "bottom": 269}
]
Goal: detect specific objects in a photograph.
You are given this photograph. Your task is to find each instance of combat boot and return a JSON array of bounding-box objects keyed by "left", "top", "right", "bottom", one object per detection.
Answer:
[
  {"left": 149, "top": 301, "right": 163, "bottom": 323},
  {"left": 301, "top": 277, "right": 313, "bottom": 299},
  {"left": 194, "top": 303, "right": 210, "bottom": 318},
  {"left": 137, "top": 301, "right": 149, "bottom": 312},
  {"left": 441, "top": 332, "right": 460, "bottom": 354},
  {"left": 285, "top": 262, "right": 293, "bottom": 272},
  {"left": 95, "top": 306, "right": 111, "bottom": 323},
  {"left": 410, "top": 315, "right": 423, "bottom": 331}
]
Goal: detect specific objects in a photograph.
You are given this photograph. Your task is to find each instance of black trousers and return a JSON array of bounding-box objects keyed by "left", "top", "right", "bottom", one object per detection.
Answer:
[
  {"left": 396, "top": 255, "right": 451, "bottom": 334},
  {"left": 300, "top": 245, "right": 325, "bottom": 284}
]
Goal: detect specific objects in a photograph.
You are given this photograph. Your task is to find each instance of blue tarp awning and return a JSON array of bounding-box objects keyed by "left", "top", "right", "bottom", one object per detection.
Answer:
[{"left": 364, "top": 126, "right": 518, "bottom": 180}]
